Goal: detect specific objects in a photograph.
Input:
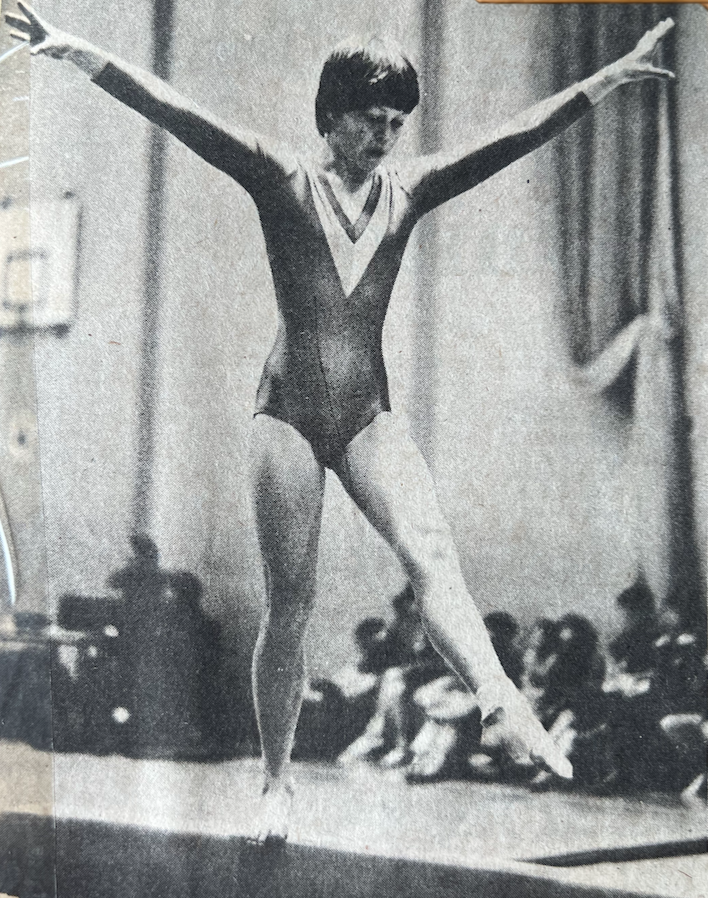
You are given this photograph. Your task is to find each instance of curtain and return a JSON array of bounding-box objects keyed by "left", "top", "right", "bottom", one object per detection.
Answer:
[{"left": 543, "top": 5, "right": 704, "bottom": 631}]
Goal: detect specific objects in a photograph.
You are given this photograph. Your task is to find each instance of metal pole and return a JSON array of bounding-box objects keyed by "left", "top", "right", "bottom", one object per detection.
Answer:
[
  {"left": 132, "top": 0, "right": 175, "bottom": 533},
  {"left": 411, "top": 0, "right": 445, "bottom": 466}
]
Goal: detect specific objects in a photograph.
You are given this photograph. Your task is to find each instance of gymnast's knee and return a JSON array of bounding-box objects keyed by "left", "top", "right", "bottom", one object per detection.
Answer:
[
  {"left": 259, "top": 588, "right": 316, "bottom": 640},
  {"left": 400, "top": 522, "right": 460, "bottom": 596}
]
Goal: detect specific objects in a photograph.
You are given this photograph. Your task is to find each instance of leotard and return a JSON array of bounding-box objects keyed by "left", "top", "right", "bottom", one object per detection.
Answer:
[{"left": 93, "top": 62, "right": 591, "bottom": 467}]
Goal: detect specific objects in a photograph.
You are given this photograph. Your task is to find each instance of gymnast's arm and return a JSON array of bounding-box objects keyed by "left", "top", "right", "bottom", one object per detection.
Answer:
[
  {"left": 5, "top": 2, "right": 294, "bottom": 192},
  {"left": 403, "top": 19, "right": 675, "bottom": 216}
]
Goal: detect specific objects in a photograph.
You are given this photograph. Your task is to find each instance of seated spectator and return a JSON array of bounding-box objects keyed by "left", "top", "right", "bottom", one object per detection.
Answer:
[
  {"left": 604, "top": 576, "right": 660, "bottom": 693},
  {"left": 652, "top": 609, "right": 706, "bottom": 716},
  {"left": 542, "top": 615, "right": 606, "bottom": 720},
  {"left": 330, "top": 617, "right": 390, "bottom": 699},
  {"left": 661, "top": 709, "right": 707, "bottom": 810},
  {"left": 528, "top": 615, "right": 607, "bottom": 790},
  {"left": 519, "top": 617, "right": 556, "bottom": 714},
  {"left": 294, "top": 617, "right": 389, "bottom": 761},
  {"left": 657, "top": 628, "right": 706, "bottom": 808},
  {"left": 405, "top": 670, "right": 478, "bottom": 782},
  {"left": 485, "top": 611, "right": 524, "bottom": 688},
  {"left": 338, "top": 586, "right": 446, "bottom": 768},
  {"left": 603, "top": 582, "right": 691, "bottom": 794}
]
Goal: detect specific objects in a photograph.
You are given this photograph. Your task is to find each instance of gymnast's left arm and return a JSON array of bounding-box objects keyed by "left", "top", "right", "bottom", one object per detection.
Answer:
[{"left": 403, "top": 18, "right": 675, "bottom": 217}]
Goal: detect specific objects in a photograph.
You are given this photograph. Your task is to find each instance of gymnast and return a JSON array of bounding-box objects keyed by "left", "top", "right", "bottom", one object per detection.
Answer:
[{"left": 6, "top": 2, "right": 675, "bottom": 842}]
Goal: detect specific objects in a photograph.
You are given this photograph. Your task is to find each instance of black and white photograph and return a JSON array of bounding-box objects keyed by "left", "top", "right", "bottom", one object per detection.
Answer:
[{"left": 0, "top": 0, "right": 706, "bottom": 895}]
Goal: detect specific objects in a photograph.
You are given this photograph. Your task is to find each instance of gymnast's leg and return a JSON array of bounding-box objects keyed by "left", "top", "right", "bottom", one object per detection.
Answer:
[
  {"left": 332, "top": 413, "right": 571, "bottom": 778},
  {"left": 249, "top": 414, "right": 325, "bottom": 841}
]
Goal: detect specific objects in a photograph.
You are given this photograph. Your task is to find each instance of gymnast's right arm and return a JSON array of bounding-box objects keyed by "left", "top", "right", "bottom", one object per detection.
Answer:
[{"left": 5, "top": 2, "right": 293, "bottom": 192}]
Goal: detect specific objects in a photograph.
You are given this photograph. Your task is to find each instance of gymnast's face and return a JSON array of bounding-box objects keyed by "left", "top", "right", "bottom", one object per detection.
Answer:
[{"left": 327, "top": 105, "right": 408, "bottom": 176}]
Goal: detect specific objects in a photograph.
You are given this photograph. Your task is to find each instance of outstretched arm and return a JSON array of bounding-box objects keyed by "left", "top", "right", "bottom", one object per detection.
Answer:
[
  {"left": 404, "top": 19, "right": 675, "bottom": 217},
  {"left": 5, "top": 2, "right": 295, "bottom": 192}
]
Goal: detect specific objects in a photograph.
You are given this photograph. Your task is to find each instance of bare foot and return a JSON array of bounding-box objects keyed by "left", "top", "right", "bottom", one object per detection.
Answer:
[
  {"left": 479, "top": 683, "right": 573, "bottom": 780},
  {"left": 251, "top": 778, "right": 294, "bottom": 845}
]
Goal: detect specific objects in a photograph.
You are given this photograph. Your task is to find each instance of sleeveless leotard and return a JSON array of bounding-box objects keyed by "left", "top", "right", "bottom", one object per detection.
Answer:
[{"left": 93, "top": 62, "right": 591, "bottom": 466}]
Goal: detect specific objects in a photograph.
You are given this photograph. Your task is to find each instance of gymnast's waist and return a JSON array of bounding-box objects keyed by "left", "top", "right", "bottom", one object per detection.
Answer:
[{"left": 256, "top": 348, "right": 390, "bottom": 411}]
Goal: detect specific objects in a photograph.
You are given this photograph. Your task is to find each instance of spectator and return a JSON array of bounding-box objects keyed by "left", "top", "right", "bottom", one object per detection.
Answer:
[
  {"left": 294, "top": 617, "right": 388, "bottom": 760},
  {"left": 528, "top": 615, "right": 607, "bottom": 790},
  {"left": 656, "top": 622, "right": 706, "bottom": 807},
  {"left": 652, "top": 609, "right": 705, "bottom": 715},
  {"left": 519, "top": 617, "right": 557, "bottom": 715},
  {"left": 485, "top": 612, "right": 523, "bottom": 687},
  {"left": 603, "top": 583, "right": 686, "bottom": 794},
  {"left": 661, "top": 709, "right": 707, "bottom": 810},
  {"left": 338, "top": 586, "right": 444, "bottom": 767},
  {"left": 606, "top": 577, "right": 660, "bottom": 688}
]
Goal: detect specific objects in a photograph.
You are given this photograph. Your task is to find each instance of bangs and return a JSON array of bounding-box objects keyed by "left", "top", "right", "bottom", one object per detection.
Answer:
[{"left": 315, "top": 36, "right": 420, "bottom": 135}]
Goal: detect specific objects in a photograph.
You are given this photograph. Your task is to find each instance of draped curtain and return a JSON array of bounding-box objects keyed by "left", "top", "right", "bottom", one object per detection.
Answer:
[{"left": 543, "top": 5, "right": 704, "bottom": 631}]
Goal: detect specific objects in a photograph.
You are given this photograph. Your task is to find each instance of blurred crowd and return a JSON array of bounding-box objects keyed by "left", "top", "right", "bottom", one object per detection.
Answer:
[{"left": 294, "top": 580, "right": 707, "bottom": 807}]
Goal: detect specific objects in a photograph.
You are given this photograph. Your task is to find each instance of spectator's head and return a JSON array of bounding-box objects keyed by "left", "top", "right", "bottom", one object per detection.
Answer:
[
  {"left": 355, "top": 617, "right": 387, "bottom": 651},
  {"left": 166, "top": 571, "right": 203, "bottom": 610},
  {"left": 526, "top": 617, "right": 556, "bottom": 658},
  {"left": 129, "top": 532, "right": 159, "bottom": 565},
  {"left": 391, "top": 585, "right": 417, "bottom": 619},
  {"left": 354, "top": 617, "right": 388, "bottom": 673},
  {"left": 617, "top": 577, "right": 656, "bottom": 623},
  {"left": 556, "top": 614, "right": 599, "bottom": 651},
  {"left": 484, "top": 611, "right": 519, "bottom": 644}
]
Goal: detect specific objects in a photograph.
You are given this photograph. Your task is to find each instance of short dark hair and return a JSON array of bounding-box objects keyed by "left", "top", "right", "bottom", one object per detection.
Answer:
[
  {"left": 391, "top": 584, "right": 416, "bottom": 615},
  {"left": 315, "top": 37, "right": 420, "bottom": 136},
  {"left": 617, "top": 578, "right": 655, "bottom": 613},
  {"left": 484, "top": 611, "right": 519, "bottom": 641},
  {"left": 355, "top": 616, "right": 387, "bottom": 647}
]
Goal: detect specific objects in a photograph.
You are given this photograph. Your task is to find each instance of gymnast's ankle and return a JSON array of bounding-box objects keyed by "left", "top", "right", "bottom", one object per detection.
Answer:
[{"left": 477, "top": 677, "right": 573, "bottom": 780}]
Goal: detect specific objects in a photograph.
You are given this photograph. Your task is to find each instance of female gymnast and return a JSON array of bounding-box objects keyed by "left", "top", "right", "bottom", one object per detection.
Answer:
[{"left": 6, "top": 2, "right": 675, "bottom": 842}]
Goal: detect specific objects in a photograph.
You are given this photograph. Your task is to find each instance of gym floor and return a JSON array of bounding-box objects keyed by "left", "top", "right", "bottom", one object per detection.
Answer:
[{"left": 0, "top": 741, "right": 705, "bottom": 898}]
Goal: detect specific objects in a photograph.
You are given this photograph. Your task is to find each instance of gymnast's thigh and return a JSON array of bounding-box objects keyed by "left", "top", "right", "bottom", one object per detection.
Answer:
[
  {"left": 332, "top": 413, "right": 458, "bottom": 579},
  {"left": 249, "top": 414, "right": 325, "bottom": 587}
]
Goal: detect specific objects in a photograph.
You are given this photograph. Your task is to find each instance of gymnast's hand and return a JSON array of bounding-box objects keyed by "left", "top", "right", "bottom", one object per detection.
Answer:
[
  {"left": 5, "top": 1, "right": 75, "bottom": 58},
  {"left": 609, "top": 18, "right": 675, "bottom": 86}
]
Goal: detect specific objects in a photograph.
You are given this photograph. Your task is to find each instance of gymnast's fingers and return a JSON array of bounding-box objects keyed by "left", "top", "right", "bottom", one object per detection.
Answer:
[
  {"left": 16, "top": 1, "right": 40, "bottom": 24},
  {"left": 633, "top": 17, "right": 674, "bottom": 62},
  {"left": 643, "top": 65, "right": 675, "bottom": 81},
  {"left": 5, "top": 14, "right": 32, "bottom": 30},
  {"left": 7, "top": 29, "right": 30, "bottom": 43},
  {"left": 650, "top": 17, "right": 674, "bottom": 39}
]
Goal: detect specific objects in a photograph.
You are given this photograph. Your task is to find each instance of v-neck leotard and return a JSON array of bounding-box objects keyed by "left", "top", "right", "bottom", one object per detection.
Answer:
[
  {"left": 253, "top": 162, "right": 418, "bottom": 466},
  {"left": 93, "top": 62, "right": 592, "bottom": 467}
]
